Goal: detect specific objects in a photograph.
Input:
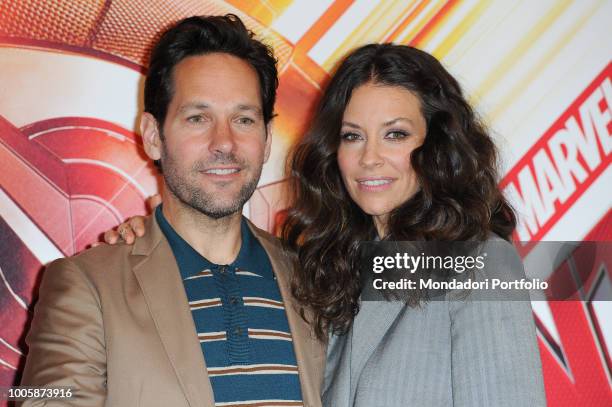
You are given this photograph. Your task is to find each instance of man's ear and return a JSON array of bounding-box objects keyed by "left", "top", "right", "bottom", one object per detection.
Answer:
[
  {"left": 263, "top": 122, "right": 273, "bottom": 163},
  {"left": 141, "top": 112, "right": 162, "bottom": 161}
]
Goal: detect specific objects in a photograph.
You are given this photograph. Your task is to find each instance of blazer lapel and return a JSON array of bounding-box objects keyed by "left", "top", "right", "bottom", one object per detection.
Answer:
[
  {"left": 321, "top": 330, "right": 352, "bottom": 407},
  {"left": 349, "top": 299, "right": 404, "bottom": 401},
  {"left": 131, "top": 216, "right": 215, "bottom": 407},
  {"left": 248, "top": 221, "right": 326, "bottom": 407}
]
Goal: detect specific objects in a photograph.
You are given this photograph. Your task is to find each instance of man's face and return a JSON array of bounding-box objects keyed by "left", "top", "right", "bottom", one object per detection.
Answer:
[{"left": 143, "top": 53, "right": 271, "bottom": 219}]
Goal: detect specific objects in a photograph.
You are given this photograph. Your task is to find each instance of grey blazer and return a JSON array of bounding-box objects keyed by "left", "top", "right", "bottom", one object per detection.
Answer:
[{"left": 323, "top": 237, "right": 546, "bottom": 407}]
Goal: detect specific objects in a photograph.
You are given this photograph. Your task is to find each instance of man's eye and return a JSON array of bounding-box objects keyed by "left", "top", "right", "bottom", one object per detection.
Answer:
[
  {"left": 187, "top": 115, "right": 204, "bottom": 123},
  {"left": 237, "top": 117, "right": 255, "bottom": 125},
  {"left": 340, "top": 132, "right": 362, "bottom": 141}
]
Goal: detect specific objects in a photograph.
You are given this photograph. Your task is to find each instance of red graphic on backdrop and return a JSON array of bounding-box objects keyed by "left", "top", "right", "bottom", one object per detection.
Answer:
[
  {"left": 536, "top": 213, "right": 612, "bottom": 406},
  {"left": 0, "top": 115, "right": 156, "bottom": 385}
]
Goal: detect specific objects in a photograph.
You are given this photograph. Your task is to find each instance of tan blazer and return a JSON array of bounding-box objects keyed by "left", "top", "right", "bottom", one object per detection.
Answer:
[{"left": 20, "top": 216, "right": 325, "bottom": 407}]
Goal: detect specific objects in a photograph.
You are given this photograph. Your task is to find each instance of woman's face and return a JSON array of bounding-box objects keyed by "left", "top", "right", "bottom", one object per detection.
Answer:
[{"left": 337, "top": 82, "right": 427, "bottom": 234}]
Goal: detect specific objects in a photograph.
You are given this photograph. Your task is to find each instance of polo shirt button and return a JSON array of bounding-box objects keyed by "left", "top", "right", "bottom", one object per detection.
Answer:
[
  {"left": 219, "top": 266, "right": 226, "bottom": 274},
  {"left": 230, "top": 296, "right": 239, "bottom": 305},
  {"left": 234, "top": 327, "right": 242, "bottom": 336}
]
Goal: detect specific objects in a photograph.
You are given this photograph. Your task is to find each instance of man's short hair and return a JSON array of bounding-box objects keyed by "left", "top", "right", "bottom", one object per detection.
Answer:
[{"left": 144, "top": 14, "right": 278, "bottom": 128}]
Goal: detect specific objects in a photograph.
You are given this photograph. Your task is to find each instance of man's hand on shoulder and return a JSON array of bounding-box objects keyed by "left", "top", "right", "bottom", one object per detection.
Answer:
[{"left": 98, "top": 194, "right": 161, "bottom": 246}]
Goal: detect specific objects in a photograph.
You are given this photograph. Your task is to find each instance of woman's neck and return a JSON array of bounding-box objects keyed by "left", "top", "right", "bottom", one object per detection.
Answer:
[{"left": 373, "top": 214, "right": 388, "bottom": 238}]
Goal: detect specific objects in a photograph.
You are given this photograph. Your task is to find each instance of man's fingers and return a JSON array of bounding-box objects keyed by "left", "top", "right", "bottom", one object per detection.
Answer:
[
  {"left": 102, "top": 216, "right": 147, "bottom": 246},
  {"left": 117, "top": 223, "right": 136, "bottom": 245},
  {"left": 124, "top": 230, "right": 136, "bottom": 244},
  {"left": 129, "top": 217, "right": 146, "bottom": 237},
  {"left": 104, "top": 230, "right": 118, "bottom": 244}
]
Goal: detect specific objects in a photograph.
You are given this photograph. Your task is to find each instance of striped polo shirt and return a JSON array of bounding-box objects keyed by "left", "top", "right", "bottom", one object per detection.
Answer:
[{"left": 155, "top": 207, "right": 303, "bottom": 407}]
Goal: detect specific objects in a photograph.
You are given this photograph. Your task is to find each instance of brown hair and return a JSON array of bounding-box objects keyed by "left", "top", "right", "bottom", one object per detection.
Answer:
[{"left": 282, "top": 44, "right": 516, "bottom": 340}]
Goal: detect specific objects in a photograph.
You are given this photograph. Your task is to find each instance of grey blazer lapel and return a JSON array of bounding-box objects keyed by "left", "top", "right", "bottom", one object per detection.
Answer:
[
  {"left": 131, "top": 216, "right": 215, "bottom": 407},
  {"left": 322, "top": 330, "right": 352, "bottom": 407},
  {"left": 349, "top": 299, "right": 405, "bottom": 398}
]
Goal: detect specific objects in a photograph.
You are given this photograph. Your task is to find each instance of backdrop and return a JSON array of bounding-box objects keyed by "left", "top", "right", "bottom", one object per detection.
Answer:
[{"left": 0, "top": 0, "right": 610, "bottom": 405}]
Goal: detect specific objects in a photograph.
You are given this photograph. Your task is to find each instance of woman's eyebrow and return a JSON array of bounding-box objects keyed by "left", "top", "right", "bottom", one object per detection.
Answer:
[
  {"left": 341, "top": 121, "right": 362, "bottom": 129},
  {"left": 383, "top": 117, "right": 414, "bottom": 127}
]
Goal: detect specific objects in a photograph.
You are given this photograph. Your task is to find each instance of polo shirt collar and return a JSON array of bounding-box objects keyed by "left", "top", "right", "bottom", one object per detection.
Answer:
[{"left": 155, "top": 205, "right": 253, "bottom": 279}]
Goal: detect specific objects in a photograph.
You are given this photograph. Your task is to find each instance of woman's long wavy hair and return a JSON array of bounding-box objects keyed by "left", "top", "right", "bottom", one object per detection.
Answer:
[{"left": 282, "top": 44, "right": 516, "bottom": 340}]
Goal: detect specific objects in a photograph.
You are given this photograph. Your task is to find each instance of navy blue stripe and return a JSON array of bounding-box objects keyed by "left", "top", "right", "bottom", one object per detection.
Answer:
[{"left": 209, "top": 374, "right": 302, "bottom": 403}]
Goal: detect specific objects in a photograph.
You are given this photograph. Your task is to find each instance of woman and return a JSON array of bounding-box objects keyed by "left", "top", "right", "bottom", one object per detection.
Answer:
[
  {"left": 281, "top": 44, "right": 545, "bottom": 407},
  {"left": 106, "top": 44, "right": 545, "bottom": 406}
]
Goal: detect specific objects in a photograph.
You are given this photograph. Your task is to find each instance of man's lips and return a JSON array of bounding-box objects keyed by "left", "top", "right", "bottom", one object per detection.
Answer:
[
  {"left": 200, "top": 167, "right": 241, "bottom": 176},
  {"left": 356, "top": 177, "right": 395, "bottom": 191}
]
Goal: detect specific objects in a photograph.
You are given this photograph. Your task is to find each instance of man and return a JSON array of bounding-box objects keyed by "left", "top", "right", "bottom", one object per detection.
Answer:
[{"left": 20, "top": 15, "right": 324, "bottom": 407}]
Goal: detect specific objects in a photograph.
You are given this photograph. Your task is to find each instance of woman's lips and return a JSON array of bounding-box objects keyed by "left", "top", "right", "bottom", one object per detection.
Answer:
[{"left": 356, "top": 177, "right": 395, "bottom": 191}]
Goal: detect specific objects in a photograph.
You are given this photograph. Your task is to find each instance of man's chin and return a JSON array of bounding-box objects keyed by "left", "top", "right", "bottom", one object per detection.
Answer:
[
  {"left": 190, "top": 195, "right": 249, "bottom": 219},
  {"left": 166, "top": 176, "right": 258, "bottom": 219},
  {"left": 199, "top": 201, "right": 244, "bottom": 219}
]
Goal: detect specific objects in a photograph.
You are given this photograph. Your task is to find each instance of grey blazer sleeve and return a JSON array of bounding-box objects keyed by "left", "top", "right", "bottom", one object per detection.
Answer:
[{"left": 448, "top": 241, "right": 546, "bottom": 407}]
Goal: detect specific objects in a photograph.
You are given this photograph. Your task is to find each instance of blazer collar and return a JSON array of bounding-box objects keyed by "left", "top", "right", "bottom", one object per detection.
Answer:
[
  {"left": 246, "top": 219, "right": 326, "bottom": 407},
  {"left": 131, "top": 214, "right": 163, "bottom": 257},
  {"left": 131, "top": 215, "right": 215, "bottom": 407}
]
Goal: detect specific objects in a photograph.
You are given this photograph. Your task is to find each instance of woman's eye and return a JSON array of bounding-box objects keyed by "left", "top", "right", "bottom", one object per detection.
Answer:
[
  {"left": 341, "top": 132, "right": 362, "bottom": 141},
  {"left": 386, "top": 130, "right": 409, "bottom": 140}
]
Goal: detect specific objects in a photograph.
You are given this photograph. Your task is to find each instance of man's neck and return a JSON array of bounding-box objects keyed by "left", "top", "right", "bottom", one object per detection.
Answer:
[{"left": 161, "top": 193, "right": 243, "bottom": 265}]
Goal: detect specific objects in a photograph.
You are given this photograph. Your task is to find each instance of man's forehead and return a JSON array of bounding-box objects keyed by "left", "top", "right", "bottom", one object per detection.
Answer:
[
  {"left": 173, "top": 53, "right": 259, "bottom": 83},
  {"left": 170, "top": 54, "right": 262, "bottom": 104}
]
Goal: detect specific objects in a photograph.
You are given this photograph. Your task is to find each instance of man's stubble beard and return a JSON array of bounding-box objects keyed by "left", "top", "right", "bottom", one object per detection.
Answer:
[{"left": 160, "top": 143, "right": 262, "bottom": 220}]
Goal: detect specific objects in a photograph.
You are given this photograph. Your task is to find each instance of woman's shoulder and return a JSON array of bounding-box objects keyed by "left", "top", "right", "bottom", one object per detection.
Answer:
[
  {"left": 443, "top": 232, "right": 529, "bottom": 303},
  {"left": 482, "top": 231, "right": 515, "bottom": 247},
  {"left": 480, "top": 233, "right": 523, "bottom": 271}
]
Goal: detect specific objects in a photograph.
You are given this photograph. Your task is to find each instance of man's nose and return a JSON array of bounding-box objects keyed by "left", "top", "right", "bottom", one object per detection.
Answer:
[{"left": 208, "top": 120, "right": 237, "bottom": 154}]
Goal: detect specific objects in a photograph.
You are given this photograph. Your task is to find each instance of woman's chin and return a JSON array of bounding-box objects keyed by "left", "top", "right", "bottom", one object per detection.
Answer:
[{"left": 358, "top": 206, "right": 392, "bottom": 220}]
